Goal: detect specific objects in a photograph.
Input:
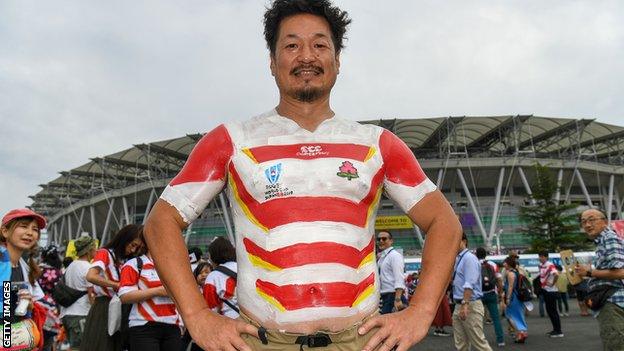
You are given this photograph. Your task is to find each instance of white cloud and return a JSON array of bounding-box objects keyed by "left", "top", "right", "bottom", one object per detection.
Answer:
[{"left": 1, "top": 0, "right": 623, "bottom": 215}]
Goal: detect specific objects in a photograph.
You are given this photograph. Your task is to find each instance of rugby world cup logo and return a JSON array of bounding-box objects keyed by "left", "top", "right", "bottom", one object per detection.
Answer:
[{"left": 265, "top": 163, "right": 282, "bottom": 184}]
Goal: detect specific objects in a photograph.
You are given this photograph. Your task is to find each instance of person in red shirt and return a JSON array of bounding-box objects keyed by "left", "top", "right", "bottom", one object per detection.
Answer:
[
  {"left": 203, "top": 237, "right": 238, "bottom": 319},
  {"left": 119, "top": 232, "right": 181, "bottom": 351},
  {"left": 82, "top": 224, "right": 143, "bottom": 351}
]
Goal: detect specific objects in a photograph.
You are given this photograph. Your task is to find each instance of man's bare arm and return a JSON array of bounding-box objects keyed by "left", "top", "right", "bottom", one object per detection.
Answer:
[
  {"left": 144, "top": 199, "right": 257, "bottom": 351},
  {"left": 360, "top": 190, "right": 461, "bottom": 351},
  {"left": 143, "top": 200, "right": 206, "bottom": 318},
  {"left": 406, "top": 190, "right": 462, "bottom": 323}
]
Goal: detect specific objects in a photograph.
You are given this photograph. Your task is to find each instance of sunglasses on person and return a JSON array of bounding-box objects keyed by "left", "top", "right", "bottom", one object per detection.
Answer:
[{"left": 377, "top": 237, "right": 390, "bottom": 242}]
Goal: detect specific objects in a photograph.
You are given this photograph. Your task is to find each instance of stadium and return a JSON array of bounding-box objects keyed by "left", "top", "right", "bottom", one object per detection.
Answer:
[{"left": 30, "top": 115, "right": 624, "bottom": 256}]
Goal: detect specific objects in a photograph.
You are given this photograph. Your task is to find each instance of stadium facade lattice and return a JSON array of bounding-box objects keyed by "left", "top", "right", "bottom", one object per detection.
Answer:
[{"left": 30, "top": 116, "right": 624, "bottom": 255}]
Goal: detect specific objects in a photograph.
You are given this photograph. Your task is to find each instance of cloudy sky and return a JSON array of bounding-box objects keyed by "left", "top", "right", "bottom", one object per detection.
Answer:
[{"left": 1, "top": 0, "right": 623, "bottom": 217}]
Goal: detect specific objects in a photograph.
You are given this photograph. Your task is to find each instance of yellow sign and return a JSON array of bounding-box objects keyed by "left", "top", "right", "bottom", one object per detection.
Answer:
[
  {"left": 375, "top": 216, "right": 414, "bottom": 230},
  {"left": 65, "top": 238, "right": 100, "bottom": 260}
]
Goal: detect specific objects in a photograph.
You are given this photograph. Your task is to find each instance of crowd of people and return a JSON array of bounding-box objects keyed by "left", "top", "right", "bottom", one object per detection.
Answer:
[
  {"left": 390, "top": 208, "right": 624, "bottom": 350},
  {"left": 0, "top": 208, "right": 239, "bottom": 351}
]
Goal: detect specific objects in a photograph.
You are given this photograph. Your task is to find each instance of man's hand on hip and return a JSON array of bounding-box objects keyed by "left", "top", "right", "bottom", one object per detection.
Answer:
[
  {"left": 185, "top": 307, "right": 258, "bottom": 351},
  {"left": 359, "top": 306, "right": 430, "bottom": 351}
]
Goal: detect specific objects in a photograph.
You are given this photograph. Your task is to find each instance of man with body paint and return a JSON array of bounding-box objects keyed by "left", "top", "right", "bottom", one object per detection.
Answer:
[{"left": 144, "top": 1, "right": 462, "bottom": 350}]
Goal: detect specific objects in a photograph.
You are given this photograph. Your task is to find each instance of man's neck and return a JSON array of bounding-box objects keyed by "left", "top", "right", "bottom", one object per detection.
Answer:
[{"left": 276, "top": 96, "right": 334, "bottom": 132}]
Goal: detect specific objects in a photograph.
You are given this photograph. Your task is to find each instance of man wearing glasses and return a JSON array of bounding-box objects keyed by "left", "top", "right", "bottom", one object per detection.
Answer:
[
  {"left": 575, "top": 209, "right": 624, "bottom": 350},
  {"left": 377, "top": 231, "right": 408, "bottom": 314}
]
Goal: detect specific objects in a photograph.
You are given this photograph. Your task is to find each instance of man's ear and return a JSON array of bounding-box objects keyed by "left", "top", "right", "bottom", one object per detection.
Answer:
[
  {"left": 336, "top": 52, "right": 341, "bottom": 75},
  {"left": 270, "top": 55, "right": 276, "bottom": 77}
]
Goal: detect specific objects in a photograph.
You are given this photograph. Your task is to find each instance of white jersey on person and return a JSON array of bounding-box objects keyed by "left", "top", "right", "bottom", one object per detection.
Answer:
[
  {"left": 203, "top": 261, "right": 238, "bottom": 319},
  {"left": 539, "top": 260, "right": 559, "bottom": 293},
  {"left": 90, "top": 248, "right": 120, "bottom": 298},
  {"left": 378, "top": 247, "right": 406, "bottom": 294},
  {"left": 160, "top": 110, "right": 437, "bottom": 325},
  {"left": 118, "top": 255, "right": 181, "bottom": 328},
  {"left": 60, "top": 259, "right": 92, "bottom": 318}
]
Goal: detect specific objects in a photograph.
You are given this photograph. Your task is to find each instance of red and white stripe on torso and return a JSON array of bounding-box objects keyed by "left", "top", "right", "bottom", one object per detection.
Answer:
[
  {"left": 91, "top": 248, "right": 119, "bottom": 298},
  {"left": 160, "top": 110, "right": 436, "bottom": 325},
  {"left": 202, "top": 261, "right": 238, "bottom": 319},
  {"left": 118, "top": 255, "right": 181, "bottom": 327}
]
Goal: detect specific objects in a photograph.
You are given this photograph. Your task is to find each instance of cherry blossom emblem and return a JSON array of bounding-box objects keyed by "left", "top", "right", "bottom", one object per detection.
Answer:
[{"left": 336, "top": 161, "right": 359, "bottom": 181}]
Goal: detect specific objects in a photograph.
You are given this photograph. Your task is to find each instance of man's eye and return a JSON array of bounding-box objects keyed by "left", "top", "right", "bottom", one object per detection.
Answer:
[{"left": 286, "top": 43, "right": 297, "bottom": 49}]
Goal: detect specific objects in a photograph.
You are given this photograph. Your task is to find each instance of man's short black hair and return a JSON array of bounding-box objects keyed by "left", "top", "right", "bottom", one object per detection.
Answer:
[
  {"left": 263, "top": 0, "right": 352, "bottom": 55},
  {"left": 461, "top": 232, "right": 468, "bottom": 245},
  {"left": 476, "top": 247, "right": 487, "bottom": 259},
  {"left": 538, "top": 250, "right": 549, "bottom": 258},
  {"left": 377, "top": 231, "right": 392, "bottom": 239}
]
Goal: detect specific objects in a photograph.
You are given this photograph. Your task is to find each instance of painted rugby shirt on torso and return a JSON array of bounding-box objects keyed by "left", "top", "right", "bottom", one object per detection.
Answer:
[{"left": 161, "top": 110, "right": 436, "bottom": 325}]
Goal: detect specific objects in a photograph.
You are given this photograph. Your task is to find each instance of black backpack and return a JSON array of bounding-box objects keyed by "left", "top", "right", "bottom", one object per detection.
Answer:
[
  {"left": 481, "top": 261, "right": 497, "bottom": 292},
  {"left": 515, "top": 271, "right": 534, "bottom": 302}
]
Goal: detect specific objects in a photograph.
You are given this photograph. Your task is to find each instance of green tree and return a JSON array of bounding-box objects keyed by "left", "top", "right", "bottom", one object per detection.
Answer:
[{"left": 519, "top": 164, "right": 588, "bottom": 252}]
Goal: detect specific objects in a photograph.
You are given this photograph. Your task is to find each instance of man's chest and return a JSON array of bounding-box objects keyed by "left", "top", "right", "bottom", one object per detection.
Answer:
[{"left": 228, "top": 140, "right": 385, "bottom": 204}]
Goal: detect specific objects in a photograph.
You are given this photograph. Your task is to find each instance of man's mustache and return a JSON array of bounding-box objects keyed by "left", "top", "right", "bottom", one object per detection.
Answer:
[{"left": 291, "top": 65, "right": 324, "bottom": 75}]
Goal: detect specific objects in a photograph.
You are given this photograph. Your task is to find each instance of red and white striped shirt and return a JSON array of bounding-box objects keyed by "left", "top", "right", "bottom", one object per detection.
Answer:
[
  {"left": 91, "top": 248, "right": 120, "bottom": 298},
  {"left": 118, "top": 255, "right": 181, "bottom": 327},
  {"left": 539, "top": 260, "right": 559, "bottom": 292},
  {"left": 203, "top": 261, "right": 238, "bottom": 319},
  {"left": 161, "top": 111, "right": 436, "bottom": 325}
]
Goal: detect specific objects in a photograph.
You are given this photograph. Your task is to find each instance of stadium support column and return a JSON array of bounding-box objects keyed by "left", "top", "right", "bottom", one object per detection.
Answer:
[
  {"left": 142, "top": 188, "right": 157, "bottom": 224},
  {"left": 436, "top": 169, "right": 445, "bottom": 187},
  {"left": 555, "top": 169, "right": 564, "bottom": 203},
  {"left": 607, "top": 174, "right": 614, "bottom": 224},
  {"left": 54, "top": 223, "right": 59, "bottom": 245},
  {"left": 90, "top": 206, "right": 97, "bottom": 238},
  {"left": 102, "top": 198, "right": 116, "bottom": 244},
  {"left": 574, "top": 169, "right": 593, "bottom": 207},
  {"left": 58, "top": 216, "right": 66, "bottom": 245},
  {"left": 456, "top": 169, "right": 488, "bottom": 244},
  {"left": 488, "top": 168, "right": 505, "bottom": 248},
  {"left": 122, "top": 196, "right": 131, "bottom": 225},
  {"left": 76, "top": 207, "right": 85, "bottom": 237},
  {"left": 184, "top": 222, "right": 194, "bottom": 245},
  {"left": 67, "top": 215, "right": 73, "bottom": 241},
  {"left": 219, "top": 192, "right": 235, "bottom": 243},
  {"left": 616, "top": 188, "right": 623, "bottom": 220},
  {"left": 517, "top": 167, "right": 536, "bottom": 205}
]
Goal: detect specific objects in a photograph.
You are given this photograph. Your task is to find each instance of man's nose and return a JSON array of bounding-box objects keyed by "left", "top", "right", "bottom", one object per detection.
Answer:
[{"left": 297, "top": 44, "right": 316, "bottom": 63}]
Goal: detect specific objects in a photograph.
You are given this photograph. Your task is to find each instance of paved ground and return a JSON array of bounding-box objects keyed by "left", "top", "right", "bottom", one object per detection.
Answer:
[{"left": 408, "top": 300, "right": 602, "bottom": 350}]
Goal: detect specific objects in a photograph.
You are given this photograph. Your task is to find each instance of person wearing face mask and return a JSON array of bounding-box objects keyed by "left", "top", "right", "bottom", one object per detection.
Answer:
[{"left": 81, "top": 224, "right": 144, "bottom": 351}]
